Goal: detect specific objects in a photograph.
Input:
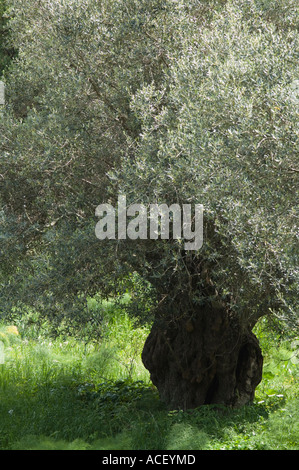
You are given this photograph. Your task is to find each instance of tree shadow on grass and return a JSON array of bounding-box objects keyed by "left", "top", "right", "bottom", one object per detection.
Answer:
[{"left": 0, "top": 376, "right": 288, "bottom": 450}]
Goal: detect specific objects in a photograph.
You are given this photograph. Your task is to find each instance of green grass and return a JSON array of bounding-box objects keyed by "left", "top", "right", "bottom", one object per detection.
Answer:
[{"left": 0, "top": 302, "right": 298, "bottom": 450}]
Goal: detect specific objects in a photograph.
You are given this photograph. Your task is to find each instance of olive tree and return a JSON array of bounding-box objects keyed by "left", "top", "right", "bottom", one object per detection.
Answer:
[
  {"left": 114, "top": 0, "right": 298, "bottom": 407},
  {"left": 0, "top": 0, "right": 298, "bottom": 408}
]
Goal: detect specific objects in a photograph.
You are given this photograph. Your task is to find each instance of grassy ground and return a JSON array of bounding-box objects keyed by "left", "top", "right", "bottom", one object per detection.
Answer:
[{"left": 0, "top": 300, "right": 298, "bottom": 450}]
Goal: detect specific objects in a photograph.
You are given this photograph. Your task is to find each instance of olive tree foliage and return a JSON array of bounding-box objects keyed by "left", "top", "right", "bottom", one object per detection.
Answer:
[
  {"left": 0, "top": 0, "right": 180, "bottom": 324},
  {"left": 0, "top": 0, "right": 14, "bottom": 76},
  {"left": 0, "top": 0, "right": 298, "bottom": 333},
  {"left": 115, "top": 0, "right": 299, "bottom": 330}
]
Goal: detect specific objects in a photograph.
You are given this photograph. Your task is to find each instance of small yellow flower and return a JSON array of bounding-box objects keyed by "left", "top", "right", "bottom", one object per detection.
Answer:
[{"left": 6, "top": 326, "right": 19, "bottom": 336}]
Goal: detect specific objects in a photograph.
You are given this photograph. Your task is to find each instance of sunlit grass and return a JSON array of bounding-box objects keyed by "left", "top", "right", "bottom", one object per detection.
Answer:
[{"left": 0, "top": 301, "right": 298, "bottom": 450}]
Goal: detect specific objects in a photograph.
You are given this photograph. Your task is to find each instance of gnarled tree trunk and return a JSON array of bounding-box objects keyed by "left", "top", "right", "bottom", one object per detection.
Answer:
[{"left": 142, "top": 303, "right": 263, "bottom": 410}]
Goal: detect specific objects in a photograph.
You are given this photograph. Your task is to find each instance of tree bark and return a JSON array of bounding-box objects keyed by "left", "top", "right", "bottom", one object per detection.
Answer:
[{"left": 142, "top": 303, "right": 263, "bottom": 410}]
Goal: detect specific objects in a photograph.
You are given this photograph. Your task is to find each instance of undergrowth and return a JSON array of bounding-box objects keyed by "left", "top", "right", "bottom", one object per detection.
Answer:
[{"left": 0, "top": 299, "right": 298, "bottom": 450}]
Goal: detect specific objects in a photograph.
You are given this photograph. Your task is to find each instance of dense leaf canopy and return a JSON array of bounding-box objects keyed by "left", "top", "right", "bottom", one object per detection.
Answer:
[{"left": 0, "top": 0, "right": 298, "bottom": 331}]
